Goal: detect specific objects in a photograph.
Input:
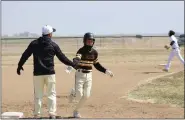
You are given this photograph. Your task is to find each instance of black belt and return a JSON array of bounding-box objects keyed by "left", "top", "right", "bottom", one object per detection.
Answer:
[{"left": 77, "top": 69, "right": 92, "bottom": 73}]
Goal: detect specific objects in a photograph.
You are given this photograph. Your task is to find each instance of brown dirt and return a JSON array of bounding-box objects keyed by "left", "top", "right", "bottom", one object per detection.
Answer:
[{"left": 1, "top": 37, "right": 184, "bottom": 118}]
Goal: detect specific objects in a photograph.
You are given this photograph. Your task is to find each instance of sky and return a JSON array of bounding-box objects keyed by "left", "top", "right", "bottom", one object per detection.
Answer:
[{"left": 2, "top": 1, "right": 184, "bottom": 36}]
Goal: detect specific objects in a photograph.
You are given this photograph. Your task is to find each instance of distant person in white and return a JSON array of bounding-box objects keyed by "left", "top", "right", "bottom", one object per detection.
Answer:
[{"left": 163, "top": 30, "right": 184, "bottom": 72}]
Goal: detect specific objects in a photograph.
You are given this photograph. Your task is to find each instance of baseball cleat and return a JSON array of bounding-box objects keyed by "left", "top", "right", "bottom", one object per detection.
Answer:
[
  {"left": 73, "top": 111, "right": 81, "bottom": 118},
  {"left": 162, "top": 69, "right": 169, "bottom": 72}
]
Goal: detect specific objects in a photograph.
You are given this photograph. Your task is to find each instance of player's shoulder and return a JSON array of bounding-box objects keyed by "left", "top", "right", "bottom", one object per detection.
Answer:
[
  {"left": 48, "top": 40, "right": 61, "bottom": 49},
  {"left": 91, "top": 47, "right": 98, "bottom": 54},
  {"left": 78, "top": 47, "right": 84, "bottom": 51},
  {"left": 170, "top": 35, "right": 178, "bottom": 41},
  {"left": 29, "top": 39, "right": 38, "bottom": 46},
  {"left": 50, "top": 40, "right": 58, "bottom": 46},
  {"left": 77, "top": 47, "right": 85, "bottom": 53},
  {"left": 31, "top": 38, "right": 39, "bottom": 43},
  {"left": 92, "top": 47, "right": 98, "bottom": 52},
  {"left": 31, "top": 37, "right": 45, "bottom": 44}
]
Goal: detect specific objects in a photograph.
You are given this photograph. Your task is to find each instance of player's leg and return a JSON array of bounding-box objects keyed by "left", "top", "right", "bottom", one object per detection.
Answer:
[
  {"left": 69, "top": 71, "right": 84, "bottom": 103},
  {"left": 68, "top": 87, "right": 76, "bottom": 103},
  {"left": 165, "top": 50, "right": 175, "bottom": 71},
  {"left": 175, "top": 49, "right": 185, "bottom": 64},
  {"left": 45, "top": 74, "right": 56, "bottom": 118},
  {"left": 74, "top": 71, "right": 84, "bottom": 101},
  {"left": 73, "top": 72, "right": 92, "bottom": 118},
  {"left": 33, "top": 75, "right": 45, "bottom": 117},
  {"left": 73, "top": 71, "right": 86, "bottom": 118}
]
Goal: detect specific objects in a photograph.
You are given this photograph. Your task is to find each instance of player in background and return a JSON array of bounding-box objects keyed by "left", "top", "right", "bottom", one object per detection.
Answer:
[{"left": 163, "top": 30, "right": 184, "bottom": 72}]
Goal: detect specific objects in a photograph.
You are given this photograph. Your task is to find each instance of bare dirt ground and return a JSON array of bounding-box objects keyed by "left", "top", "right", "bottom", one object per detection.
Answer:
[{"left": 2, "top": 37, "right": 184, "bottom": 118}]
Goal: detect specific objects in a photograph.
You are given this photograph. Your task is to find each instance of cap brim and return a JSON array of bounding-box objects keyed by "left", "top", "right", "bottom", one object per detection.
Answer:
[{"left": 52, "top": 28, "right": 56, "bottom": 32}]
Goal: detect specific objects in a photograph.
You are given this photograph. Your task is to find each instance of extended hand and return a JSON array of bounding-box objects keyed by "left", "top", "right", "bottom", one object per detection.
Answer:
[
  {"left": 65, "top": 66, "right": 73, "bottom": 74},
  {"left": 105, "top": 70, "right": 114, "bottom": 77}
]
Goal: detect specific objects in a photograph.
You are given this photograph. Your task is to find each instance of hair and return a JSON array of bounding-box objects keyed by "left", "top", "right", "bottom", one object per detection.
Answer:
[{"left": 42, "top": 33, "right": 52, "bottom": 37}]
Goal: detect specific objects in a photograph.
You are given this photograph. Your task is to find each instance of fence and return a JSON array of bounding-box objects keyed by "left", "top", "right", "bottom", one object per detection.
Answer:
[
  {"left": 1, "top": 36, "right": 171, "bottom": 65},
  {"left": 1, "top": 36, "right": 169, "bottom": 53}
]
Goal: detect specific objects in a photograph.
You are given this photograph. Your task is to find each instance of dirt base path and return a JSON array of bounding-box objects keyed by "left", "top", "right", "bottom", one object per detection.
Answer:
[{"left": 2, "top": 60, "right": 184, "bottom": 118}]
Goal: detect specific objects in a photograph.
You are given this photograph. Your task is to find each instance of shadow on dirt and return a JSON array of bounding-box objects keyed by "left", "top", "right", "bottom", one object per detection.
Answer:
[
  {"left": 142, "top": 71, "right": 163, "bottom": 74},
  {"left": 56, "top": 95, "right": 68, "bottom": 99}
]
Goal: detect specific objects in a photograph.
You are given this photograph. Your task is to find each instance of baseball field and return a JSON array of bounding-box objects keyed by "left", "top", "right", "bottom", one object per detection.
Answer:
[{"left": 1, "top": 36, "right": 184, "bottom": 118}]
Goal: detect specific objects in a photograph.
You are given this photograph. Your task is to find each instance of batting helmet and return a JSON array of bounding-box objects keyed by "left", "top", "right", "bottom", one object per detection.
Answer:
[
  {"left": 83, "top": 32, "right": 95, "bottom": 45},
  {"left": 168, "top": 30, "right": 175, "bottom": 37}
]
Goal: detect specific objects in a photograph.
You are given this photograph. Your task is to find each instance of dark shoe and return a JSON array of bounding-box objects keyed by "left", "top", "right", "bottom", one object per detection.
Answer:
[
  {"left": 49, "top": 116, "right": 56, "bottom": 119},
  {"left": 162, "top": 69, "right": 169, "bottom": 72}
]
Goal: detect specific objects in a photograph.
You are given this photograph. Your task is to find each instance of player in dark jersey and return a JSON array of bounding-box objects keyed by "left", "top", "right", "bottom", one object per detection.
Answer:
[{"left": 65, "top": 32, "right": 114, "bottom": 118}]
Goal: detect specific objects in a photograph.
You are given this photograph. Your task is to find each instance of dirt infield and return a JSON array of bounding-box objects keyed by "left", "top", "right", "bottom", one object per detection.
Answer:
[{"left": 2, "top": 37, "right": 184, "bottom": 118}]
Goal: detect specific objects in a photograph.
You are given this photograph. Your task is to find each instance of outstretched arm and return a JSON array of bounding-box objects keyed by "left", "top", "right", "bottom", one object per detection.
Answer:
[
  {"left": 93, "top": 61, "right": 114, "bottom": 77},
  {"left": 93, "top": 59, "right": 106, "bottom": 73},
  {"left": 65, "top": 49, "right": 82, "bottom": 73},
  {"left": 93, "top": 50, "right": 114, "bottom": 77},
  {"left": 54, "top": 44, "right": 77, "bottom": 68}
]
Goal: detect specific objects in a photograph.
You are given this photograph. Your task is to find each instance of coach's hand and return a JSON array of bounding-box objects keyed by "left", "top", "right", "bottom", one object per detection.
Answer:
[
  {"left": 105, "top": 70, "right": 114, "bottom": 77},
  {"left": 17, "top": 66, "right": 24, "bottom": 75},
  {"left": 65, "top": 66, "right": 73, "bottom": 74}
]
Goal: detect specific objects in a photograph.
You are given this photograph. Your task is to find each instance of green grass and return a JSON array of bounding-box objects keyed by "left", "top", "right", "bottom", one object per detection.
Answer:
[{"left": 128, "top": 71, "right": 184, "bottom": 107}]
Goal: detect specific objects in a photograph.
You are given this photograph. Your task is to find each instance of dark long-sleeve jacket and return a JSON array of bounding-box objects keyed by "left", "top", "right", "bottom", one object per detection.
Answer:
[{"left": 18, "top": 36, "right": 76, "bottom": 76}]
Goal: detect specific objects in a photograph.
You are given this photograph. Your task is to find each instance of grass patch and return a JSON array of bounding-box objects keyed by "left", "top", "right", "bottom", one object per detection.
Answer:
[{"left": 128, "top": 71, "right": 184, "bottom": 107}]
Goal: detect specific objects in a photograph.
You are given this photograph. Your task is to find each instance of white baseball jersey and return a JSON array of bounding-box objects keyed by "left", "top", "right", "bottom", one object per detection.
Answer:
[{"left": 170, "top": 35, "right": 179, "bottom": 49}]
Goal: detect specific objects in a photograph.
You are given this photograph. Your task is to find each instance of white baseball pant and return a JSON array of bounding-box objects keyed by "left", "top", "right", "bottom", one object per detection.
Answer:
[
  {"left": 33, "top": 74, "right": 56, "bottom": 116},
  {"left": 165, "top": 48, "right": 184, "bottom": 70},
  {"left": 74, "top": 70, "right": 92, "bottom": 111}
]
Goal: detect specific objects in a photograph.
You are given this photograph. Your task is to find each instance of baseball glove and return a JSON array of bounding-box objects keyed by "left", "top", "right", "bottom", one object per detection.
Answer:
[{"left": 164, "top": 45, "right": 170, "bottom": 50}]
